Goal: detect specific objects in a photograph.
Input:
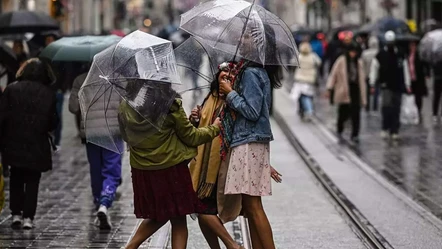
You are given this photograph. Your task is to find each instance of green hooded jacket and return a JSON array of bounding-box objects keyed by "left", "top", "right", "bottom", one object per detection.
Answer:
[{"left": 118, "top": 99, "right": 220, "bottom": 170}]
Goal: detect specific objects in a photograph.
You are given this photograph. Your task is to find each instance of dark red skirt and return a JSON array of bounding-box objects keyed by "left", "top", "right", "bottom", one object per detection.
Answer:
[{"left": 131, "top": 161, "right": 205, "bottom": 222}]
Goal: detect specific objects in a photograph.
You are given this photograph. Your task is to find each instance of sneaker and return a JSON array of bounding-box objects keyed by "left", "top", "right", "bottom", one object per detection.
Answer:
[
  {"left": 22, "top": 218, "right": 33, "bottom": 230},
  {"left": 97, "top": 205, "right": 112, "bottom": 230},
  {"left": 380, "top": 131, "right": 389, "bottom": 139},
  {"left": 11, "top": 215, "right": 22, "bottom": 229},
  {"left": 391, "top": 134, "right": 400, "bottom": 141},
  {"left": 433, "top": 116, "right": 439, "bottom": 123}
]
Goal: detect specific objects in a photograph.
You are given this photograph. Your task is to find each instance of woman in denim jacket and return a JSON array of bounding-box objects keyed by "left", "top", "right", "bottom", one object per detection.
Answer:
[{"left": 218, "top": 27, "right": 280, "bottom": 249}]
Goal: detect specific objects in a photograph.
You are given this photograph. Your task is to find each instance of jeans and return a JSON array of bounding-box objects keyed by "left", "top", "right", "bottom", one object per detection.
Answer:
[
  {"left": 300, "top": 95, "right": 313, "bottom": 115},
  {"left": 9, "top": 167, "right": 42, "bottom": 220},
  {"left": 382, "top": 90, "right": 402, "bottom": 135},
  {"left": 86, "top": 143, "right": 122, "bottom": 208},
  {"left": 54, "top": 92, "right": 64, "bottom": 146},
  {"left": 433, "top": 80, "right": 442, "bottom": 116}
]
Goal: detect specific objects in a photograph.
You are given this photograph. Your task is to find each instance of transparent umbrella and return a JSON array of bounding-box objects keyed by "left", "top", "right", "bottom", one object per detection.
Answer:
[
  {"left": 179, "top": 0, "right": 299, "bottom": 67},
  {"left": 78, "top": 30, "right": 181, "bottom": 153},
  {"left": 419, "top": 29, "right": 442, "bottom": 64}
]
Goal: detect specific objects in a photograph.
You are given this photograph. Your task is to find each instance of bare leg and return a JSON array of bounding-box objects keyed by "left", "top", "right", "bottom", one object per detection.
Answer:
[
  {"left": 242, "top": 195, "right": 275, "bottom": 249},
  {"left": 247, "top": 218, "right": 264, "bottom": 249},
  {"left": 125, "top": 219, "right": 167, "bottom": 249},
  {"left": 198, "top": 214, "right": 241, "bottom": 249},
  {"left": 170, "top": 216, "right": 188, "bottom": 249},
  {"left": 198, "top": 216, "right": 222, "bottom": 249}
]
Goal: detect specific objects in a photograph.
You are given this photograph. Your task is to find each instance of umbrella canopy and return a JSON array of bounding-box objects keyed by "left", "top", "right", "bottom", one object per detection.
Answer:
[
  {"left": 180, "top": 0, "right": 299, "bottom": 66},
  {"left": 78, "top": 31, "right": 181, "bottom": 153},
  {"left": 40, "top": 35, "right": 122, "bottom": 62},
  {"left": 419, "top": 29, "right": 442, "bottom": 64},
  {"left": 0, "top": 11, "right": 59, "bottom": 34}
]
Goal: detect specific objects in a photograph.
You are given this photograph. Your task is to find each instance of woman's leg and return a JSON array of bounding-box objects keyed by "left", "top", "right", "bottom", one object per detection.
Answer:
[
  {"left": 170, "top": 216, "right": 188, "bottom": 249},
  {"left": 242, "top": 195, "right": 275, "bottom": 249},
  {"left": 125, "top": 219, "right": 167, "bottom": 249},
  {"left": 198, "top": 214, "right": 240, "bottom": 249},
  {"left": 248, "top": 219, "right": 264, "bottom": 249}
]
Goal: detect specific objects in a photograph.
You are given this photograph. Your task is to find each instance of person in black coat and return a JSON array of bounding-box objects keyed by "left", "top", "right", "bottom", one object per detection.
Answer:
[
  {"left": 0, "top": 58, "right": 58, "bottom": 229},
  {"left": 407, "top": 41, "right": 429, "bottom": 122}
]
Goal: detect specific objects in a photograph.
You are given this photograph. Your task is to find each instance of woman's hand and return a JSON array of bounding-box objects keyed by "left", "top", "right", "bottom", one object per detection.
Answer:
[
  {"left": 191, "top": 105, "right": 201, "bottom": 122},
  {"left": 219, "top": 77, "right": 233, "bottom": 95},
  {"left": 213, "top": 117, "right": 221, "bottom": 128},
  {"left": 270, "top": 166, "right": 282, "bottom": 183}
]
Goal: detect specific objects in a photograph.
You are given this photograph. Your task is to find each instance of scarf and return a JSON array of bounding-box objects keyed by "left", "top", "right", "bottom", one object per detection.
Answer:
[{"left": 189, "top": 93, "right": 224, "bottom": 198}]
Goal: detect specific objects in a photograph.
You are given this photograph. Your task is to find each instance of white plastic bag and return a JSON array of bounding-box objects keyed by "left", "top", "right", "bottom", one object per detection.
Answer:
[{"left": 400, "top": 95, "right": 419, "bottom": 125}]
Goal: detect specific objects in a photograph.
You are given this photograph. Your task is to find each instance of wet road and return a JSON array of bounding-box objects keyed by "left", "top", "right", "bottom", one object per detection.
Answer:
[{"left": 308, "top": 79, "right": 442, "bottom": 220}]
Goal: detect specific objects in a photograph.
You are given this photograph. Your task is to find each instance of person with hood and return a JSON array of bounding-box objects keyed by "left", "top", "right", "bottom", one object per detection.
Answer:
[
  {"left": 370, "top": 31, "right": 411, "bottom": 140},
  {"left": 120, "top": 83, "right": 221, "bottom": 249},
  {"left": 291, "top": 42, "right": 322, "bottom": 121},
  {"left": 69, "top": 63, "right": 122, "bottom": 230},
  {"left": 362, "top": 36, "right": 380, "bottom": 112},
  {"left": 0, "top": 58, "right": 58, "bottom": 229},
  {"left": 326, "top": 41, "right": 366, "bottom": 144}
]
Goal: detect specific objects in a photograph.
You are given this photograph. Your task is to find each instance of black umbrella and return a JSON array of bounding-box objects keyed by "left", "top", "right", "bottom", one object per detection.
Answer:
[{"left": 0, "top": 11, "right": 59, "bottom": 34}]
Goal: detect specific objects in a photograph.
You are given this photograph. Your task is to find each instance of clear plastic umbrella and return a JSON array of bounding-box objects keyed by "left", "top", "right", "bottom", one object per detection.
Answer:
[
  {"left": 419, "top": 29, "right": 442, "bottom": 64},
  {"left": 78, "top": 30, "right": 181, "bottom": 153},
  {"left": 179, "top": 0, "right": 299, "bottom": 67}
]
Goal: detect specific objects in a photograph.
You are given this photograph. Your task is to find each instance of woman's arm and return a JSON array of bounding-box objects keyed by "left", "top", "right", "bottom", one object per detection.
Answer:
[
  {"left": 173, "top": 100, "right": 220, "bottom": 147},
  {"left": 225, "top": 69, "right": 264, "bottom": 122}
]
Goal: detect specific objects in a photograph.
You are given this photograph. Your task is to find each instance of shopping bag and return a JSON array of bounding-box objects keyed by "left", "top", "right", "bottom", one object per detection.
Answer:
[{"left": 400, "top": 95, "right": 419, "bottom": 125}]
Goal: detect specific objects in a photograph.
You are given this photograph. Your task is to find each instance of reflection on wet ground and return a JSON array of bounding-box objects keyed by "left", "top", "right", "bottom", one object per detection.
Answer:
[{"left": 314, "top": 90, "right": 442, "bottom": 219}]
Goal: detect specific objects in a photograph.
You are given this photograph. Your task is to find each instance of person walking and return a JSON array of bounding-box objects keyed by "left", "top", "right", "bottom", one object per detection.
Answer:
[
  {"left": 69, "top": 63, "right": 122, "bottom": 230},
  {"left": 407, "top": 41, "right": 429, "bottom": 123},
  {"left": 370, "top": 31, "right": 411, "bottom": 140},
  {"left": 432, "top": 62, "right": 442, "bottom": 122},
  {"left": 290, "top": 42, "right": 322, "bottom": 121},
  {"left": 120, "top": 86, "right": 221, "bottom": 249},
  {"left": 217, "top": 24, "right": 281, "bottom": 249},
  {"left": 326, "top": 42, "right": 367, "bottom": 144},
  {"left": 0, "top": 58, "right": 58, "bottom": 229},
  {"left": 362, "top": 36, "right": 380, "bottom": 112}
]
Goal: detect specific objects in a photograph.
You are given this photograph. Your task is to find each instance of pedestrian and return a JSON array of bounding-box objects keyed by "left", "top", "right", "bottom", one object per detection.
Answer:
[
  {"left": 0, "top": 58, "right": 58, "bottom": 229},
  {"left": 12, "top": 40, "right": 28, "bottom": 67},
  {"left": 290, "top": 42, "right": 322, "bottom": 121},
  {"left": 370, "top": 31, "right": 412, "bottom": 140},
  {"left": 189, "top": 62, "right": 283, "bottom": 249},
  {"left": 69, "top": 63, "right": 122, "bottom": 230},
  {"left": 432, "top": 62, "right": 442, "bottom": 122},
  {"left": 217, "top": 25, "right": 279, "bottom": 249},
  {"left": 407, "top": 40, "right": 429, "bottom": 123},
  {"left": 120, "top": 84, "right": 221, "bottom": 249},
  {"left": 326, "top": 41, "right": 366, "bottom": 144},
  {"left": 362, "top": 36, "right": 380, "bottom": 112}
]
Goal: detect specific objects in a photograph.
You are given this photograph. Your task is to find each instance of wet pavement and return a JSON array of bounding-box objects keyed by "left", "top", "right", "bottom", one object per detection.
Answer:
[
  {"left": 0, "top": 97, "right": 139, "bottom": 248},
  {"left": 305, "top": 80, "right": 442, "bottom": 221}
]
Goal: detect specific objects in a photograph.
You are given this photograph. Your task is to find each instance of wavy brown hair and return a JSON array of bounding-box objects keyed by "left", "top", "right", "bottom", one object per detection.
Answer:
[{"left": 16, "top": 58, "right": 56, "bottom": 85}]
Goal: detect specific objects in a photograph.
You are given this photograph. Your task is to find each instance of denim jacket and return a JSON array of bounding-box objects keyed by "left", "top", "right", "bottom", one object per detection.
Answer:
[{"left": 226, "top": 67, "right": 274, "bottom": 148}]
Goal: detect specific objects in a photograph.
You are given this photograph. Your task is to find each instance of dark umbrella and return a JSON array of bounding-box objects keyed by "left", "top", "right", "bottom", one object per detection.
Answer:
[
  {"left": 0, "top": 11, "right": 59, "bottom": 34},
  {"left": 372, "top": 17, "right": 410, "bottom": 35}
]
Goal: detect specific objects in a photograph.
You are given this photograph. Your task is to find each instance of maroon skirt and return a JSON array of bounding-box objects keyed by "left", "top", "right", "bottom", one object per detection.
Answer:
[{"left": 131, "top": 161, "right": 205, "bottom": 222}]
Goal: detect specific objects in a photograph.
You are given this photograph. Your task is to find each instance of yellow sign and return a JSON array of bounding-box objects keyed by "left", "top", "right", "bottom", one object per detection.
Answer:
[{"left": 407, "top": 20, "right": 417, "bottom": 33}]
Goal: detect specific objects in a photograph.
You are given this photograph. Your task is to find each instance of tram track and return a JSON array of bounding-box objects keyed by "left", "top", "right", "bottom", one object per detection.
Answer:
[{"left": 274, "top": 111, "right": 393, "bottom": 249}]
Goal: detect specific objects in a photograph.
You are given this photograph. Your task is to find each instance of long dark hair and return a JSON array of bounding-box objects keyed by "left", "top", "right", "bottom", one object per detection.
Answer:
[
  {"left": 16, "top": 58, "right": 56, "bottom": 85},
  {"left": 264, "top": 24, "right": 282, "bottom": 89}
]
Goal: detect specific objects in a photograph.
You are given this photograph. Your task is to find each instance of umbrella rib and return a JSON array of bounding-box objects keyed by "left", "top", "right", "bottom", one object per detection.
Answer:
[
  {"left": 177, "top": 63, "right": 212, "bottom": 83},
  {"left": 178, "top": 85, "right": 210, "bottom": 94},
  {"left": 232, "top": 0, "right": 257, "bottom": 63}
]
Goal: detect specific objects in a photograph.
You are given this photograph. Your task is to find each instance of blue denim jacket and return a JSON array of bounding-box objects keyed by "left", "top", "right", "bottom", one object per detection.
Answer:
[{"left": 226, "top": 67, "right": 274, "bottom": 148}]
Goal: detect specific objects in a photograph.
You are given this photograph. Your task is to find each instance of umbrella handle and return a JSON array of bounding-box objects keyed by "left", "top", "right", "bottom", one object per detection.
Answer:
[{"left": 149, "top": 47, "right": 160, "bottom": 72}]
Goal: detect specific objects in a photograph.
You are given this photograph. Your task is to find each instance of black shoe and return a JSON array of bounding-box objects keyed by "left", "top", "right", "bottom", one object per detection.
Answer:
[
  {"left": 337, "top": 134, "right": 345, "bottom": 144},
  {"left": 351, "top": 137, "right": 360, "bottom": 144}
]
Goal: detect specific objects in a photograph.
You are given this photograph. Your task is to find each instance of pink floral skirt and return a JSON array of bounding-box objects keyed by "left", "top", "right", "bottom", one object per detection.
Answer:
[{"left": 224, "top": 143, "right": 272, "bottom": 196}]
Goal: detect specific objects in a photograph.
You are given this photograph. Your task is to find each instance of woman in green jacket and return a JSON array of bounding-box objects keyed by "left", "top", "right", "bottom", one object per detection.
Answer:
[{"left": 120, "top": 89, "right": 221, "bottom": 249}]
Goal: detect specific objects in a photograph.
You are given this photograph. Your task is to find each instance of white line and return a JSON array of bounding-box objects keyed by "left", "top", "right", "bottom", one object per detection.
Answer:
[
  {"left": 148, "top": 223, "right": 171, "bottom": 248},
  {"left": 239, "top": 217, "right": 252, "bottom": 249}
]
